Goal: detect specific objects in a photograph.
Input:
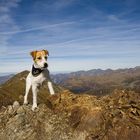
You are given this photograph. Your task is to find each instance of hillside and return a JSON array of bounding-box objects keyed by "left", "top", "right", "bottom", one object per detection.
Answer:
[
  {"left": 0, "top": 74, "right": 14, "bottom": 84},
  {"left": 52, "top": 66, "right": 140, "bottom": 96},
  {"left": 0, "top": 71, "right": 140, "bottom": 139},
  {"left": 0, "top": 90, "right": 140, "bottom": 140},
  {"left": 0, "top": 71, "right": 63, "bottom": 107}
]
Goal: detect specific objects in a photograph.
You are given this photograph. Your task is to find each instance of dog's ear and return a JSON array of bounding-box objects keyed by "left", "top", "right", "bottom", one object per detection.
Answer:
[
  {"left": 43, "top": 50, "right": 49, "bottom": 56},
  {"left": 30, "top": 51, "right": 37, "bottom": 60}
]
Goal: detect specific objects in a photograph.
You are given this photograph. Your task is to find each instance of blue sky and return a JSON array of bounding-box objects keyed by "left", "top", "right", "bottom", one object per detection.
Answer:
[{"left": 0, "top": 0, "right": 140, "bottom": 73}]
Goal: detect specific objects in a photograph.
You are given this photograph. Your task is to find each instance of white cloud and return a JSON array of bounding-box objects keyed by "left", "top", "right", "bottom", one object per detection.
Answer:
[
  {"left": 0, "top": 21, "right": 75, "bottom": 35},
  {"left": 107, "top": 15, "right": 122, "bottom": 22},
  {"left": 0, "top": 0, "right": 140, "bottom": 73},
  {"left": 0, "top": 0, "right": 21, "bottom": 54}
]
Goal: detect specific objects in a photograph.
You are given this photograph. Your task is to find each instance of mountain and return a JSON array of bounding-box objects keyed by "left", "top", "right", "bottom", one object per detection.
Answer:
[
  {"left": 0, "top": 74, "right": 14, "bottom": 84},
  {"left": 0, "top": 71, "right": 63, "bottom": 107},
  {"left": 0, "top": 71, "right": 140, "bottom": 139},
  {"left": 52, "top": 66, "right": 140, "bottom": 96},
  {"left": 0, "top": 90, "right": 140, "bottom": 140}
]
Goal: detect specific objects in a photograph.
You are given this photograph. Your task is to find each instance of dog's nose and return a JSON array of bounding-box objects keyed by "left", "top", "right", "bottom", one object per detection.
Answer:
[{"left": 44, "top": 63, "right": 48, "bottom": 68}]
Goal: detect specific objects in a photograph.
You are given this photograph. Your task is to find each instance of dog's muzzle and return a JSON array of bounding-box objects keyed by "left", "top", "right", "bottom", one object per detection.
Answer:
[{"left": 44, "top": 63, "right": 48, "bottom": 68}]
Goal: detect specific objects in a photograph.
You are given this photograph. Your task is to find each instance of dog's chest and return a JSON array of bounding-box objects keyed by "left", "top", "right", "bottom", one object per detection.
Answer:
[{"left": 32, "top": 73, "right": 47, "bottom": 85}]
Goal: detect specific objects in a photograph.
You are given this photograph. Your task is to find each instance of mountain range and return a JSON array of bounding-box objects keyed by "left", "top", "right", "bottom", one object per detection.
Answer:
[
  {"left": 52, "top": 66, "right": 140, "bottom": 96},
  {"left": 0, "top": 68, "right": 140, "bottom": 139},
  {"left": 1, "top": 66, "right": 140, "bottom": 97}
]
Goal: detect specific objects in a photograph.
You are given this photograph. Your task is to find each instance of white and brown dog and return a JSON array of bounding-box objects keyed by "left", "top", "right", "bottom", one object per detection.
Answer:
[{"left": 24, "top": 50, "right": 55, "bottom": 111}]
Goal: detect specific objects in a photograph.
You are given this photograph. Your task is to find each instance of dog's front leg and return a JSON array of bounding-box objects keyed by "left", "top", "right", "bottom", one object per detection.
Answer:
[
  {"left": 48, "top": 81, "right": 55, "bottom": 95},
  {"left": 24, "top": 77, "right": 31, "bottom": 105},
  {"left": 32, "top": 84, "right": 38, "bottom": 111}
]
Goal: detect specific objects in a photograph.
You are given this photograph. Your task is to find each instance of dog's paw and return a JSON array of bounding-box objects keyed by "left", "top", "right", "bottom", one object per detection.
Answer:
[
  {"left": 32, "top": 105, "right": 38, "bottom": 111},
  {"left": 23, "top": 101, "right": 29, "bottom": 105}
]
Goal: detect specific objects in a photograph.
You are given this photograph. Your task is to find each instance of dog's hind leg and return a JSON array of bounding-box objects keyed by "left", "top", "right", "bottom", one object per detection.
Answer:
[
  {"left": 32, "top": 84, "right": 38, "bottom": 111},
  {"left": 24, "top": 78, "right": 31, "bottom": 105}
]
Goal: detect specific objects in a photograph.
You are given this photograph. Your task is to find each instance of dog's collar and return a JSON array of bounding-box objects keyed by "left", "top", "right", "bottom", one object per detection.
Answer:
[{"left": 32, "top": 65, "right": 43, "bottom": 77}]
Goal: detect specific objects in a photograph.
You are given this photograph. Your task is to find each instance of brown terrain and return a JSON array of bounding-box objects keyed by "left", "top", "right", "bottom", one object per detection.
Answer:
[
  {"left": 0, "top": 74, "right": 14, "bottom": 84},
  {"left": 52, "top": 66, "right": 140, "bottom": 96},
  {"left": 0, "top": 70, "right": 140, "bottom": 140}
]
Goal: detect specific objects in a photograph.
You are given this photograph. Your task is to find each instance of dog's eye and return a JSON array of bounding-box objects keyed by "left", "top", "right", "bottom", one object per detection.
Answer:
[
  {"left": 44, "top": 56, "right": 47, "bottom": 60},
  {"left": 37, "top": 57, "right": 42, "bottom": 60}
]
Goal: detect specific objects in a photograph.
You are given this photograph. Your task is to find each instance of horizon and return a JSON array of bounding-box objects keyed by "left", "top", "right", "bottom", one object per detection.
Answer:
[
  {"left": 0, "top": 0, "right": 140, "bottom": 73},
  {"left": 0, "top": 65, "right": 140, "bottom": 76}
]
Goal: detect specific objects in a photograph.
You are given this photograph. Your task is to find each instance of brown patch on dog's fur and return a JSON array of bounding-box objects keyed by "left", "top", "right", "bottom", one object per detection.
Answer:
[
  {"left": 30, "top": 50, "right": 49, "bottom": 61},
  {"left": 30, "top": 51, "right": 37, "bottom": 60},
  {"left": 43, "top": 50, "right": 49, "bottom": 56}
]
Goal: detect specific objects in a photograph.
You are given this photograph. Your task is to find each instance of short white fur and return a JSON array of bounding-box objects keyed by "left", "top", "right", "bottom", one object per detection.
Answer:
[{"left": 24, "top": 51, "right": 55, "bottom": 111}]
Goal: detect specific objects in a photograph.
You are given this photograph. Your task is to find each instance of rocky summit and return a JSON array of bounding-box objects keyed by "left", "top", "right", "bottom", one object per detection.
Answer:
[{"left": 0, "top": 89, "right": 140, "bottom": 140}]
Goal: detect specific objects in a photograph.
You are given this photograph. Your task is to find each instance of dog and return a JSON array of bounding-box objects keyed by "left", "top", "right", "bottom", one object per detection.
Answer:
[{"left": 23, "top": 49, "right": 55, "bottom": 111}]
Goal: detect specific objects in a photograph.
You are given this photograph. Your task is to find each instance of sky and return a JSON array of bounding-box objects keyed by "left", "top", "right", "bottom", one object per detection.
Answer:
[{"left": 0, "top": 0, "right": 140, "bottom": 73}]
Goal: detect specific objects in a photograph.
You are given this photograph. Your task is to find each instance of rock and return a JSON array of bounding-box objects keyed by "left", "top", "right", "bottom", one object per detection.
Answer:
[
  {"left": 13, "top": 101, "right": 20, "bottom": 111},
  {"left": 0, "top": 90, "right": 140, "bottom": 140},
  {"left": 16, "top": 106, "right": 25, "bottom": 114},
  {"left": 7, "top": 105, "right": 14, "bottom": 114}
]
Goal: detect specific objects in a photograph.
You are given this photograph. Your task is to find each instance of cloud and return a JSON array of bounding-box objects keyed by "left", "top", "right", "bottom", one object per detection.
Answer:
[
  {"left": 0, "top": 0, "right": 22, "bottom": 54},
  {"left": 107, "top": 15, "right": 122, "bottom": 22},
  {"left": 1, "top": 19, "right": 140, "bottom": 57},
  {"left": 33, "top": 0, "right": 76, "bottom": 12},
  {"left": 0, "top": 21, "right": 75, "bottom": 35},
  {"left": 0, "top": 0, "right": 140, "bottom": 73}
]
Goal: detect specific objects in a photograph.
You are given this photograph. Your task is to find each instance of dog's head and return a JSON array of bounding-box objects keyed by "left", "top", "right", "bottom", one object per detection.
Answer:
[{"left": 30, "top": 50, "right": 49, "bottom": 69}]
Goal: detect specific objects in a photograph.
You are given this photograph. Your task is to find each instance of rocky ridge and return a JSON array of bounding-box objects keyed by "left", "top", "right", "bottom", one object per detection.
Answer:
[{"left": 0, "top": 90, "right": 140, "bottom": 140}]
